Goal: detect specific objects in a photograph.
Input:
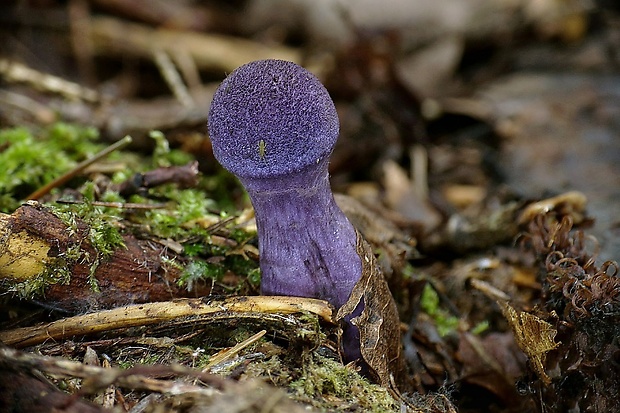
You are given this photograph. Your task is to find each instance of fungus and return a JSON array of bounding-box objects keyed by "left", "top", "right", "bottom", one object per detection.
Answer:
[{"left": 208, "top": 60, "right": 402, "bottom": 377}]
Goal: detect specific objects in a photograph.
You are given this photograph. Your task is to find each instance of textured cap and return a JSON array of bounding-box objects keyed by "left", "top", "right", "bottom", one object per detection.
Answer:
[{"left": 208, "top": 59, "right": 339, "bottom": 179}]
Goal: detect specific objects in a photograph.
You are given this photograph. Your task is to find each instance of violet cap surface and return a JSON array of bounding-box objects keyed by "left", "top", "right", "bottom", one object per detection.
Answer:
[{"left": 208, "top": 59, "right": 340, "bottom": 182}]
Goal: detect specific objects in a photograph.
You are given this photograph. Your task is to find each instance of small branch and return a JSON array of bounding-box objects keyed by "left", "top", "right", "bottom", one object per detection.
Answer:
[
  {"left": 0, "top": 346, "right": 226, "bottom": 394},
  {"left": 0, "top": 58, "right": 99, "bottom": 103},
  {"left": 203, "top": 329, "right": 266, "bottom": 372},
  {"left": 153, "top": 49, "right": 194, "bottom": 108},
  {"left": 56, "top": 200, "right": 168, "bottom": 209},
  {"left": 89, "top": 16, "right": 301, "bottom": 73},
  {"left": 115, "top": 161, "right": 200, "bottom": 196},
  {"left": 0, "top": 296, "right": 334, "bottom": 347},
  {"left": 27, "top": 135, "right": 133, "bottom": 200}
]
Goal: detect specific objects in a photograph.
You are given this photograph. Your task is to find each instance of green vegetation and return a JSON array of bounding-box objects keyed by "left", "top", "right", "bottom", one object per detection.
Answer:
[
  {"left": 290, "top": 353, "right": 400, "bottom": 412},
  {"left": 0, "top": 123, "right": 259, "bottom": 295},
  {"left": 420, "top": 283, "right": 460, "bottom": 337},
  {"left": 0, "top": 123, "right": 102, "bottom": 212}
]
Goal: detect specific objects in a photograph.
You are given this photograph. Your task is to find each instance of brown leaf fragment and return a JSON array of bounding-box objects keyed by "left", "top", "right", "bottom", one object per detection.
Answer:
[
  {"left": 336, "top": 230, "right": 407, "bottom": 392},
  {"left": 456, "top": 332, "right": 526, "bottom": 405},
  {"left": 335, "top": 193, "right": 418, "bottom": 278},
  {"left": 499, "top": 301, "right": 559, "bottom": 385}
]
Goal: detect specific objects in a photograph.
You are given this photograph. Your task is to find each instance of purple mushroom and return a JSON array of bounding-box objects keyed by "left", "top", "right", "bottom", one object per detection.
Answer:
[{"left": 208, "top": 59, "right": 363, "bottom": 362}]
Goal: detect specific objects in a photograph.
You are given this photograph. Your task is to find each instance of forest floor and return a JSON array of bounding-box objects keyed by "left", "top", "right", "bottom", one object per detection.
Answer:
[{"left": 1, "top": 1, "right": 619, "bottom": 412}]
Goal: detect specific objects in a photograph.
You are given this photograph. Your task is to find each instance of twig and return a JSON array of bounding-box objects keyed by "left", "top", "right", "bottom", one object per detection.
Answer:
[
  {"left": 68, "top": 0, "right": 97, "bottom": 86},
  {"left": 115, "top": 161, "right": 200, "bottom": 196},
  {"left": 0, "top": 89, "right": 56, "bottom": 124},
  {"left": 27, "top": 135, "right": 133, "bottom": 200},
  {"left": 0, "top": 346, "right": 225, "bottom": 395},
  {"left": 153, "top": 49, "right": 194, "bottom": 108},
  {"left": 0, "top": 296, "right": 334, "bottom": 348},
  {"left": 56, "top": 200, "right": 168, "bottom": 209},
  {"left": 410, "top": 144, "right": 429, "bottom": 200},
  {"left": 0, "top": 58, "right": 99, "bottom": 102},
  {"left": 203, "top": 330, "right": 266, "bottom": 372},
  {"left": 172, "top": 48, "right": 202, "bottom": 90},
  {"left": 90, "top": 16, "right": 301, "bottom": 73}
]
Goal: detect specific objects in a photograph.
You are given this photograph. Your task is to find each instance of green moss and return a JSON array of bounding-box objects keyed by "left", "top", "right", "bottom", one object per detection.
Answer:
[
  {"left": 8, "top": 240, "right": 82, "bottom": 298},
  {"left": 0, "top": 123, "right": 103, "bottom": 212},
  {"left": 135, "top": 188, "right": 216, "bottom": 239},
  {"left": 149, "top": 130, "right": 193, "bottom": 167},
  {"left": 184, "top": 243, "right": 206, "bottom": 257},
  {"left": 401, "top": 263, "right": 417, "bottom": 279},
  {"left": 117, "top": 352, "right": 163, "bottom": 369},
  {"left": 420, "top": 283, "right": 460, "bottom": 337},
  {"left": 46, "top": 123, "right": 100, "bottom": 156},
  {"left": 51, "top": 201, "right": 126, "bottom": 258},
  {"left": 178, "top": 254, "right": 260, "bottom": 292},
  {"left": 246, "top": 268, "right": 261, "bottom": 287},
  {"left": 471, "top": 320, "right": 490, "bottom": 335},
  {"left": 180, "top": 260, "right": 225, "bottom": 289},
  {"left": 190, "top": 351, "right": 211, "bottom": 369},
  {"left": 290, "top": 354, "right": 399, "bottom": 412},
  {"left": 226, "top": 255, "right": 260, "bottom": 289},
  {"left": 44, "top": 199, "right": 126, "bottom": 294},
  {"left": 128, "top": 181, "right": 259, "bottom": 290},
  {"left": 202, "top": 169, "right": 247, "bottom": 213}
]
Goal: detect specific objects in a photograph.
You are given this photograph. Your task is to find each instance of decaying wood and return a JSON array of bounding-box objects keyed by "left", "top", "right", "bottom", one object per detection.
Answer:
[
  {"left": 0, "top": 202, "right": 210, "bottom": 312},
  {"left": 115, "top": 161, "right": 200, "bottom": 196},
  {"left": 0, "top": 296, "right": 334, "bottom": 348}
]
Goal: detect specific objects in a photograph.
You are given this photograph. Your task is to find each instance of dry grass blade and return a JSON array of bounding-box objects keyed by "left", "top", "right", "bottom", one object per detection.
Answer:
[{"left": 203, "top": 329, "right": 266, "bottom": 372}]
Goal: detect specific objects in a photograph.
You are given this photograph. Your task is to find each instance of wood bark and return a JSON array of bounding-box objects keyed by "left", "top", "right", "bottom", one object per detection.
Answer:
[{"left": 0, "top": 202, "right": 210, "bottom": 313}]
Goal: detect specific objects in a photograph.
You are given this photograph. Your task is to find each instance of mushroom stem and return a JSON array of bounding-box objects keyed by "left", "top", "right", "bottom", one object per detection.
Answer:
[
  {"left": 241, "top": 160, "right": 360, "bottom": 309},
  {"left": 242, "top": 160, "right": 364, "bottom": 363}
]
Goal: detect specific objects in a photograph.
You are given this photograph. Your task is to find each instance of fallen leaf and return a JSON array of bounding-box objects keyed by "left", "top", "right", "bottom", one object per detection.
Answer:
[
  {"left": 499, "top": 301, "right": 559, "bottom": 385},
  {"left": 336, "top": 230, "right": 407, "bottom": 392}
]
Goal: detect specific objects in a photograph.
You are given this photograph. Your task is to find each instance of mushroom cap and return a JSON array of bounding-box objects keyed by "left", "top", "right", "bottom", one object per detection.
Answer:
[{"left": 208, "top": 59, "right": 339, "bottom": 179}]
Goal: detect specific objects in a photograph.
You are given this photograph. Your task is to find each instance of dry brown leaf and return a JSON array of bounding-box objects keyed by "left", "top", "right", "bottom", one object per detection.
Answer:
[
  {"left": 499, "top": 301, "right": 559, "bottom": 385},
  {"left": 336, "top": 230, "right": 406, "bottom": 392}
]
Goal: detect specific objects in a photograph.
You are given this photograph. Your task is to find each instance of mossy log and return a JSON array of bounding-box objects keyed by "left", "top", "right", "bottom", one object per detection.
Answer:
[{"left": 0, "top": 202, "right": 209, "bottom": 313}]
